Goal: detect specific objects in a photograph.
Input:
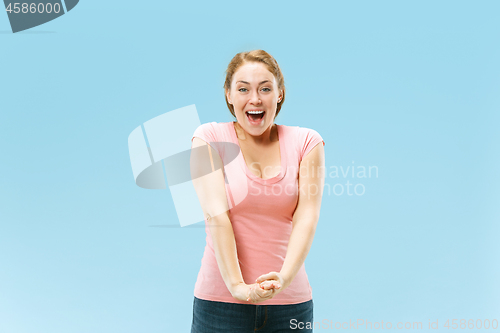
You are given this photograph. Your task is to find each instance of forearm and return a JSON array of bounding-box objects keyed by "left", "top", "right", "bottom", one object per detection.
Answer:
[
  {"left": 279, "top": 216, "right": 318, "bottom": 289},
  {"left": 209, "top": 213, "right": 246, "bottom": 295}
]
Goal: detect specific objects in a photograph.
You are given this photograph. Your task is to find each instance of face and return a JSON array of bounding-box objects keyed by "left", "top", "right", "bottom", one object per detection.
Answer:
[{"left": 226, "top": 62, "right": 283, "bottom": 137}]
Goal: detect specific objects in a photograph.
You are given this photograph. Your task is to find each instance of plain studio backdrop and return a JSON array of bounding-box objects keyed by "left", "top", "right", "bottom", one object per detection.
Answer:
[{"left": 1, "top": 1, "right": 498, "bottom": 332}]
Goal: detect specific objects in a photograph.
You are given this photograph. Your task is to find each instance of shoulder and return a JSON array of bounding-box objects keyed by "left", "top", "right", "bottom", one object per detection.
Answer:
[
  {"left": 192, "top": 122, "right": 236, "bottom": 161},
  {"left": 278, "top": 124, "right": 324, "bottom": 144},
  {"left": 298, "top": 126, "right": 323, "bottom": 140},
  {"left": 278, "top": 124, "right": 324, "bottom": 161},
  {"left": 279, "top": 124, "right": 322, "bottom": 137},
  {"left": 193, "top": 122, "right": 232, "bottom": 142},
  {"left": 193, "top": 121, "right": 222, "bottom": 134}
]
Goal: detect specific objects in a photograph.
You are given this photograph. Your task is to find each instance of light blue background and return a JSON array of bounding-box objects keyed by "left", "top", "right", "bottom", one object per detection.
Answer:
[{"left": 1, "top": 1, "right": 499, "bottom": 332}]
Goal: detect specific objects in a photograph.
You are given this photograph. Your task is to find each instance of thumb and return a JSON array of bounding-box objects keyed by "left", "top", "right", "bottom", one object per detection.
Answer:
[{"left": 255, "top": 272, "right": 276, "bottom": 283}]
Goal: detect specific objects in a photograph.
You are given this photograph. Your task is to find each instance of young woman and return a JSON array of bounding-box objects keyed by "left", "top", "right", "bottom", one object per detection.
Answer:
[{"left": 190, "top": 50, "right": 325, "bottom": 332}]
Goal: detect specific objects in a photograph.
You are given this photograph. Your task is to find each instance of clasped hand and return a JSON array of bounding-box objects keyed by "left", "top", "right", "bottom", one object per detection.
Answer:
[{"left": 232, "top": 272, "right": 286, "bottom": 304}]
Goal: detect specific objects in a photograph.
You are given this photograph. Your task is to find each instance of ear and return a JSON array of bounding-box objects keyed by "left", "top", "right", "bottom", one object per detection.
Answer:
[{"left": 225, "top": 89, "right": 232, "bottom": 104}]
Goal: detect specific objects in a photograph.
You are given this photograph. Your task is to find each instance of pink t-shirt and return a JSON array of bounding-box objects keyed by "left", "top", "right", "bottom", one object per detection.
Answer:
[{"left": 191, "top": 121, "right": 325, "bottom": 305}]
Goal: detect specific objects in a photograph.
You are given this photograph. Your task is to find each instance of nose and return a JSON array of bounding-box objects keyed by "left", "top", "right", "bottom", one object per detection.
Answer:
[{"left": 249, "top": 90, "right": 261, "bottom": 105}]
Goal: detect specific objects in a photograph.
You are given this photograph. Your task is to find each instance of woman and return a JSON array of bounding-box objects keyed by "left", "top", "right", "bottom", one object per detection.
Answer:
[{"left": 190, "top": 50, "right": 325, "bottom": 332}]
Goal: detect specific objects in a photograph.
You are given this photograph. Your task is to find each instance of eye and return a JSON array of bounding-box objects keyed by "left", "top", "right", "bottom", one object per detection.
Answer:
[
  {"left": 238, "top": 87, "right": 248, "bottom": 92},
  {"left": 261, "top": 87, "right": 271, "bottom": 92}
]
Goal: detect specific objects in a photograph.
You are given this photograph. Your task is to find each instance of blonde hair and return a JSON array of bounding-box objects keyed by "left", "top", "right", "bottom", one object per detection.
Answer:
[{"left": 224, "top": 50, "right": 286, "bottom": 119}]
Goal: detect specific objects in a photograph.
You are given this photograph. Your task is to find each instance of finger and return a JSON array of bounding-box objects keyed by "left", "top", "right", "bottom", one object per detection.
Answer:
[
  {"left": 256, "top": 285, "right": 274, "bottom": 299},
  {"left": 259, "top": 273, "right": 283, "bottom": 286},
  {"left": 255, "top": 272, "right": 275, "bottom": 283},
  {"left": 249, "top": 286, "right": 260, "bottom": 302},
  {"left": 250, "top": 290, "right": 264, "bottom": 303},
  {"left": 259, "top": 281, "right": 271, "bottom": 289},
  {"left": 259, "top": 281, "right": 276, "bottom": 290},
  {"left": 259, "top": 279, "right": 282, "bottom": 290},
  {"left": 256, "top": 274, "right": 276, "bottom": 283},
  {"left": 255, "top": 286, "right": 269, "bottom": 297}
]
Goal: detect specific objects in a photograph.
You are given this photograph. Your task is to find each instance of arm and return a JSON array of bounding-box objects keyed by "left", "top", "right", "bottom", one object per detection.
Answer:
[
  {"left": 256, "top": 142, "right": 326, "bottom": 290},
  {"left": 280, "top": 142, "right": 325, "bottom": 288},
  {"left": 191, "top": 137, "right": 261, "bottom": 301}
]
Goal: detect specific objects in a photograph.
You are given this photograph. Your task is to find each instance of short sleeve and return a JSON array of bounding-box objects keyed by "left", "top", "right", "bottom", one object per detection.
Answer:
[
  {"left": 299, "top": 127, "right": 325, "bottom": 161},
  {"left": 192, "top": 122, "right": 226, "bottom": 160},
  {"left": 192, "top": 122, "right": 217, "bottom": 146}
]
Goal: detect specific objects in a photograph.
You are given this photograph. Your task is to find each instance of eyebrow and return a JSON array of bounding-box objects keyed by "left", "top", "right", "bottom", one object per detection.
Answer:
[{"left": 236, "top": 80, "right": 271, "bottom": 85}]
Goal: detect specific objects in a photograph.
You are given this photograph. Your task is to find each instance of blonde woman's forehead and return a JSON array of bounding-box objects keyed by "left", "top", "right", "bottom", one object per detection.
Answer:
[{"left": 232, "top": 62, "right": 277, "bottom": 86}]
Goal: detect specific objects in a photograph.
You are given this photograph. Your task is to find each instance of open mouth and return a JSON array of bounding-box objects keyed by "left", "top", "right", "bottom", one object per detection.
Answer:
[{"left": 246, "top": 110, "right": 265, "bottom": 122}]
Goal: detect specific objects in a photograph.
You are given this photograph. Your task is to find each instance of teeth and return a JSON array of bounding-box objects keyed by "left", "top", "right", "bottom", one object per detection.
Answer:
[{"left": 247, "top": 111, "right": 264, "bottom": 114}]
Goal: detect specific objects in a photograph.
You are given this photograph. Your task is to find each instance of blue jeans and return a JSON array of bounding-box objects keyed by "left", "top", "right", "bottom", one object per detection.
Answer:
[{"left": 191, "top": 296, "right": 314, "bottom": 332}]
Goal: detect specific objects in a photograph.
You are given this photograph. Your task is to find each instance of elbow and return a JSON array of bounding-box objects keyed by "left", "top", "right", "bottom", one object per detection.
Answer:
[
  {"left": 207, "top": 211, "right": 232, "bottom": 227},
  {"left": 292, "top": 213, "right": 319, "bottom": 231}
]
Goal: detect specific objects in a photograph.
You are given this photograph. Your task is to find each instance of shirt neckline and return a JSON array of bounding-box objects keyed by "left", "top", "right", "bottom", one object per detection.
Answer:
[{"left": 229, "top": 121, "right": 287, "bottom": 185}]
